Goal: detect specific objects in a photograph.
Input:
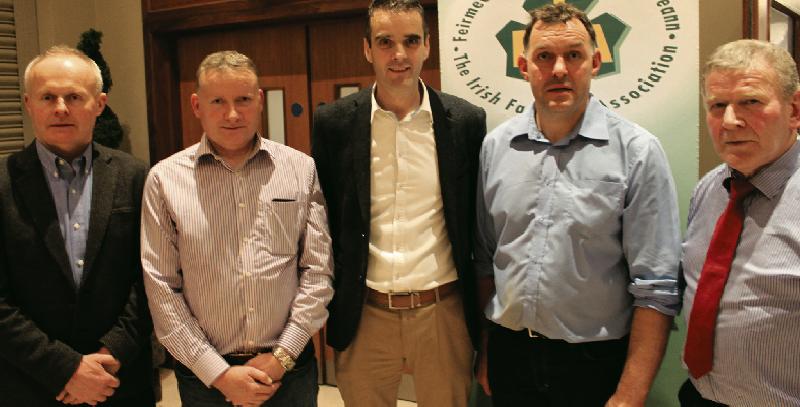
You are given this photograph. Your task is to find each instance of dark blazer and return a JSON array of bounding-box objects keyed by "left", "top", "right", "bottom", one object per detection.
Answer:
[
  {"left": 311, "top": 86, "right": 486, "bottom": 351},
  {"left": 0, "top": 142, "right": 153, "bottom": 406}
]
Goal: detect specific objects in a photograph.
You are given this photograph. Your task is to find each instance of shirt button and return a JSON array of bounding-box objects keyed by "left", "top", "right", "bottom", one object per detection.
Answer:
[
  {"left": 58, "top": 159, "right": 65, "bottom": 165},
  {"left": 76, "top": 259, "right": 84, "bottom": 267},
  {"left": 53, "top": 171, "right": 59, "bottom": 178},
  {"left": 73, "top": 223, "right": 80, "bottom": 230},
  {"left": 71, "top": 189, "right": 77, "bottom": 194}
]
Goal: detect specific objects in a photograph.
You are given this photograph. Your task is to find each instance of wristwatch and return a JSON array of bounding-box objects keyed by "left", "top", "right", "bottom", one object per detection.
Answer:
[{"left": 272, "top": 346, "right": 296, "bottom": 371}]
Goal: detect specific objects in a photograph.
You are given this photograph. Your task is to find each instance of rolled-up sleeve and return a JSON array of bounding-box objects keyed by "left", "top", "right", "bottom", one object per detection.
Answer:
[{"left": 623, "top": 136, "right": 682, "bottom": 316}]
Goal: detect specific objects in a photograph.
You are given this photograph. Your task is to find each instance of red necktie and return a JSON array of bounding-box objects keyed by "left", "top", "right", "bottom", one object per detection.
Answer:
[{"left": 684, "top": 177, "right": 755, "bottom": 379}]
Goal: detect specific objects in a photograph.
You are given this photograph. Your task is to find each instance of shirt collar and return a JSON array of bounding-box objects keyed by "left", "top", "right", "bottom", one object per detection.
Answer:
[
  {"left": 194, "top": 133, "right": 268, "bottom": 165},
  {"left": 522, "top": 95, "right": 609, "bottom": 145},
  {"left": 726, "top": 138, "right": 800, "bottom": 199},
  {"left": 370, "top": 79, "right": 432, "bottom": 123},
  {"left": 35, "top": 140, "right": 93, "bottom": 180}
]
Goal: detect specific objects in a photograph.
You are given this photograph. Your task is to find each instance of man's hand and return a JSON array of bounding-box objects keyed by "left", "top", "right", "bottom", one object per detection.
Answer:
[
  {"left": 96, "top": 347, "right": 121, "bottom": 375},
  {"left": 56, "top": 354, "right": 120, "bottom": 406},
  {"left": 605, "top": 392, "right": 645, "bottom": 407},
  {"left": 212, "top": 365, "right": 279, "bottom": 406},
  {"left": 476, "top": 331, "right": 491, "bottom": 396},
  {"left": 245, "top": 353, "right": 287, "bottom": 383}
]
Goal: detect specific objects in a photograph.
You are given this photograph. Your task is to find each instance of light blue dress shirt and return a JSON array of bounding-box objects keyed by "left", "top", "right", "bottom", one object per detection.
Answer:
[
  {"left": 36, "top": 141, "right": 93, "bottom": 287},
  {"left": 475, "top": 97, "right": 681, "bottom": 342}
]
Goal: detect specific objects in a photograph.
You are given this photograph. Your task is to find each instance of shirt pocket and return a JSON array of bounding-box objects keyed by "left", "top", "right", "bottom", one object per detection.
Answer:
[
  {"left": 265, "top": 201, "right": 302, "bottom": 256},
  {"left": 566, "top": 179, "right": 624, "bottom": 234}
]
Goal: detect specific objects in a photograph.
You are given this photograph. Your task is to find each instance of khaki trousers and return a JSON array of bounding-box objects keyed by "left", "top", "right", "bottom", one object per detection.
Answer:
[{"left": 335, "top": 292, "right": 473, "bottom": 407}]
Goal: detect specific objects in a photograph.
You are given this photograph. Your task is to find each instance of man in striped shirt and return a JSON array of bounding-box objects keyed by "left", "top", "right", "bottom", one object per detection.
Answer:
[
  {"left": 680, "top": 40, "right": 800, "bottom": 406},
  {"left": 141, "top": 50, "right": 333, "bottom": 407}
]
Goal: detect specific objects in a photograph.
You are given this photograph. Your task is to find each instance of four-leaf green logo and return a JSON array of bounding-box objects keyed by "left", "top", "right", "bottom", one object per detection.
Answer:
[{"left": 497, "top": 0, "right": 630, "bottom": 79}]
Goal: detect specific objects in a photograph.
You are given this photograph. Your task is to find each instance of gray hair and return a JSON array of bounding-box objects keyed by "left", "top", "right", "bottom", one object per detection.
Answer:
[
  {"left": 196, "top": 50, "right": 258, "bottom": 87},
  {"left": 703, "top": 39, "right": 799, "bottom": 100},
  {"left": 24, "top": 45, "right": 103, "bottom": 94}
]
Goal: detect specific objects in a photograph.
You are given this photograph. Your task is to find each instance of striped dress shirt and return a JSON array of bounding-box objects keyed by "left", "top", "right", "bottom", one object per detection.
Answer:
[
  {"left": 141, "top": 135, "right": 333, "bottom": 386},
  {"left": 681, "top": 140, "right": 800, "bottom": 406}
]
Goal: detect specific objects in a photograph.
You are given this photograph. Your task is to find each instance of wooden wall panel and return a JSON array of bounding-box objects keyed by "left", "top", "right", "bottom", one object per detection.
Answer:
[{"left": 144, "top": 0, "right": 227, "bottom": 13}]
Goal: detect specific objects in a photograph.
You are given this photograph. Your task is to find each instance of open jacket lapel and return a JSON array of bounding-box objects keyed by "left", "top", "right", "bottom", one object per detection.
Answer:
[
  {"left": 429, "top": 88, "right": 464, "bottom": 202},
  {"left": 11, "top": 143, "right": 76, "bottom": 291},
  {"left": 351, "top": 90, "right": 373, "bottom": 230},
  {"left": 81, "top": 144, "right": 115, "bottom": 288}
]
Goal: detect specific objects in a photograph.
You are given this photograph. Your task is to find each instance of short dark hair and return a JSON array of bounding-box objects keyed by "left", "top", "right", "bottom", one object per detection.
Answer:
[
  {"left": 522, "top": 3, "right": 596, "bottom": 50},
  {"left": 365, "top": 0, "right": 428, "bottom": 45}
]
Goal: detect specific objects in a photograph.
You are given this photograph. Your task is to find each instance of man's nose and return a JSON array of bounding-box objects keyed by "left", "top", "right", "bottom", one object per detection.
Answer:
[
  {"left": 225, "top": 105, "right": 240, "bottom": 121},
  {"left": 54, "top": 97, "right": 69, "bottom": 116},
  {"left": 393, "top": 44, "right": 407, "bottom": 60},
  {"left": 552, "top": 56, "right": 567, "bottom": 78},
  {"left": 722, "top": 105, "right": 744, "bottom": 129}
]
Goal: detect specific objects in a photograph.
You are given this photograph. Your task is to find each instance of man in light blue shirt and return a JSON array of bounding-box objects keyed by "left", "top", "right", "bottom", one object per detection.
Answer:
[{"left": 474, "top": 4, "right": 681, "bottom": 406}]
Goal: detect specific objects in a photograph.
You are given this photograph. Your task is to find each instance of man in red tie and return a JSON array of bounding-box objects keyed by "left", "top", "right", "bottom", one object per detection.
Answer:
[{"left": 680, "top": 39, "right": 800, "bottom": 406}]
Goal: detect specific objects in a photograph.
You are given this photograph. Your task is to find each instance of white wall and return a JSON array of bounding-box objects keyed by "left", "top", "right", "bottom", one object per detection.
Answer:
[{"left": 778, "top": 0, "right": 800, "bottom": 14}]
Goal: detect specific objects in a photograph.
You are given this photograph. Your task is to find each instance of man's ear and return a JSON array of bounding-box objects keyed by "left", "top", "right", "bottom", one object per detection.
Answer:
[
  {"left": 517, "top": 53, "right": 529, "bottom": 81},
  {"left": 591, "top": 49, "right": 601, "bottom": 77},
  {"left": 422, "top": 35, "right": 430, "bottom": 62},
  {"left": 363, "top": 38, "right": 373, "bottom": 64},
  {"left": 94, "top": 93, "right": 108, "bottom": 116},
  {"left": 191, "top": 93, "right": 201, "bottom": 119},
  {"left": 789, "top": 90, "right": 800, "bottom": 131}
]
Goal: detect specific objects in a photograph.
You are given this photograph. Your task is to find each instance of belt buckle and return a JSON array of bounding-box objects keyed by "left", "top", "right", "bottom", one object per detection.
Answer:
[{"left": 387, "top": 291, "right": 421, "bottom": 310}]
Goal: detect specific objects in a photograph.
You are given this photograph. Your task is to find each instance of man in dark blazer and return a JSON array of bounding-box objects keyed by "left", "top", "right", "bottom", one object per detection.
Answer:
[
  {"left": 0, "top": 46, "right": 153, "bottom": 406},
  {"left": 311, "top": 1, "right": 485, "bottom": 406}
]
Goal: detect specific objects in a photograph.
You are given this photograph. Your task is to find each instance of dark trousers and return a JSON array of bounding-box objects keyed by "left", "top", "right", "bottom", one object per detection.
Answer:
[
  {"left": 487, "top": 323, "right": 628, "bottom": 407},
  {"left": 174, "top": 345, "right": 318, "bottom": 407},
  {"left": 678, "top": 379, "right": 727, "bottom": 407}
]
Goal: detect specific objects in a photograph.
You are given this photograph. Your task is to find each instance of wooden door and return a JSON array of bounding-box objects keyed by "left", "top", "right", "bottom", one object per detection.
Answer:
[{"left": 176, "top": 23, "right": 311, "bottom": 154}]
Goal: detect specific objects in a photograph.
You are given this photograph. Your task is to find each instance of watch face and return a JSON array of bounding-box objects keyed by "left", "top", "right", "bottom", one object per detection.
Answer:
[{"left": 274, "top": 347, "right": 295, "bottom": 370}]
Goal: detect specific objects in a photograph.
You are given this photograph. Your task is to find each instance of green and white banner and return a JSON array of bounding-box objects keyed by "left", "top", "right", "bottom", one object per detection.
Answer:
[{"left": 439, "top": 0, "right": 699, "bottom": 223}]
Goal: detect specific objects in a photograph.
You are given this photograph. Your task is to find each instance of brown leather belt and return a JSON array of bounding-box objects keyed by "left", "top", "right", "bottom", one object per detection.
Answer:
[{"left": 366, "top": 281, "right": 457, "bottom": 310}]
